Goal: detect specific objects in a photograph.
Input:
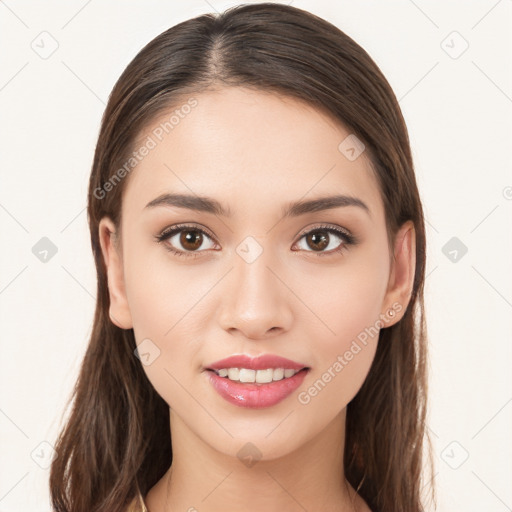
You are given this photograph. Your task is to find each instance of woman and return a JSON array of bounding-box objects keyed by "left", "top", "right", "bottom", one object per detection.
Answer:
[{"left": 49, "top": 3, "right": 436, "bottom": 511}]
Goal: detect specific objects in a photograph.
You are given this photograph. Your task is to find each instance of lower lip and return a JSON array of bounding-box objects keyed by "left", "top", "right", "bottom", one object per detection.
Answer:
[{"left": 206, "top": 369, "right": 309, "bottom": 409}]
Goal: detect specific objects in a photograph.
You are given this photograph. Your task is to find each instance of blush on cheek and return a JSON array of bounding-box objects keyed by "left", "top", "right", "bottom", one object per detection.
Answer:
[
  {"left": 324, "top": 285, "right": 384, "bottom": 340},
  {"left": 319, "top": 310, "right": 381, "bottom": 404},
  {"left": 316, "top": 287, "right": 382, "bottom": 380}
]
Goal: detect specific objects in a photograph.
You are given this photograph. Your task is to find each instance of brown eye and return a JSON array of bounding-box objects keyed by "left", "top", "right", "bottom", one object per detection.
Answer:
[
  {"left": 156, "top": 224, "right": 217, "bottom": 256},
  {"left": 304, "top": 231, "right": 329, "bottom": 252},
  {"left": 294, "top": 225, "right": 355, "bottom": 256},
  {"left": 179, "top": 230, "right": 204, "bottom": 251}
]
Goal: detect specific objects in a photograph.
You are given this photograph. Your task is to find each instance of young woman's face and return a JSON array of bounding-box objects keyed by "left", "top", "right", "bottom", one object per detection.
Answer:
[{"left": 100, "top": 86, "right": 413, "bottom": 460}]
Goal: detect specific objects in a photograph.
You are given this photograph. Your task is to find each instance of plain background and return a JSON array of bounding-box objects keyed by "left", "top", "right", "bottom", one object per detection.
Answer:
[{"left": 1, "top": 1, "right": 511, "bottom": 510}]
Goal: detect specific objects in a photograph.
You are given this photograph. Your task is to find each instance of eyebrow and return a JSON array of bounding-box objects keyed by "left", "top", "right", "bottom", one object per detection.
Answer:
[{"left": 144, "top": 193, "right": 370, "bottom": 218}]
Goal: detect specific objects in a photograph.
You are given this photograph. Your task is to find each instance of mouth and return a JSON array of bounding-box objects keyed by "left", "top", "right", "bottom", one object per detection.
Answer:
[
  {"left": 205, "top": 366, "right": 311, "bottom": 409},
  {"left": 205, "top": 366, "right": 310, "bottom": 384}
]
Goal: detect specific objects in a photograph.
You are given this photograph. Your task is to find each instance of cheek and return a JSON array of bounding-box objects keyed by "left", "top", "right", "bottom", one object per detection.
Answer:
[
  {"left": 123, "top": 232, "right": 209, "bottom": 337},
  {"left": 124, "top": 247, "right": 172, "bottom": 340},
  {"left": 305, "top": 247, "right": 389, "bottom": 347},
  {"left": 298, "top": 286, "right": 381, "bottom": 416},
  {"left": 298, "top": 249, "right": 388, "bottom": 405},
  {"left": 123, "top": 243, "right": 214, "bottom": 405}
]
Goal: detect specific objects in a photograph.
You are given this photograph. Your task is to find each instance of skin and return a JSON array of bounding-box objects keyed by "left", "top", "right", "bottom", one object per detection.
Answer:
[{"left": 98, "top": 86, "right": 415, "bottom": 512}]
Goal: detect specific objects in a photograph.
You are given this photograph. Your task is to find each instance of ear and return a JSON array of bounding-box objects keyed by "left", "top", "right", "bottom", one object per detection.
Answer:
[
  {"left": 98, "top": 216, "right": 133, "bottom": 329},
  {"left": 381, "top": 220, "right": 416, "bottom": 327}
]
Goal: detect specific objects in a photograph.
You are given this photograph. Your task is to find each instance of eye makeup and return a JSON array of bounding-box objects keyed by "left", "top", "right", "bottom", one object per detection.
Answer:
[{"left": 154, "top": 222, "right": 359, "bottom": 259}]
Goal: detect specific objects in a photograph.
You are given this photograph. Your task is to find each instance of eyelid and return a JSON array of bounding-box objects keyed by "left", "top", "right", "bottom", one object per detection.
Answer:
[
  {"left": 295, "top": 223, "right": 356, "bottom": 244},
  {"left": 157, "top": 222, "right": 216, "bottom": 242}
]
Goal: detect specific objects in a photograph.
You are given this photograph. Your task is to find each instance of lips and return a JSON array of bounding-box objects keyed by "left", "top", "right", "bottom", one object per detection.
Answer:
[
  {"left": 206, "top": 366, "right": 310, "bottom": 409},
  {"left": 205, "top": 354, "right": 309, "bottom": 371}
]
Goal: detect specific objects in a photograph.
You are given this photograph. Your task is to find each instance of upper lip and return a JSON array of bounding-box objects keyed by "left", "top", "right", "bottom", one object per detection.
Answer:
[{"left": 206, "top": 354, "right": 309, "bottom": 371}]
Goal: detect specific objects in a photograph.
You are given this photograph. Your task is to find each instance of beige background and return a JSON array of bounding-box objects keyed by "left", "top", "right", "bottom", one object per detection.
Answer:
[{"left": 0, "top": 1, "right": 511, "bottom": 510}]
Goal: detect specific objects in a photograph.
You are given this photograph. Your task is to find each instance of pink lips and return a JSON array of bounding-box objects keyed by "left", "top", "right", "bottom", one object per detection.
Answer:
[
  {"left": 205, "top": 354, "right": 310, "bottom": 409},
  {"left": 206, "top": 354, "right": 308, "bottom": 371}
]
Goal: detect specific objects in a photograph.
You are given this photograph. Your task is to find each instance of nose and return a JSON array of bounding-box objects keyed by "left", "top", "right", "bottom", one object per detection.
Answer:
[{"left": 217, "top": 243, "right": 293, "bottom": 340}]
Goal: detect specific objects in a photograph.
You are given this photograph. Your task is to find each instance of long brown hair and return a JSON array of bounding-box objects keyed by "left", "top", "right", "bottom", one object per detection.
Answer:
[{"left": 49, "top": 3, "right": 436, "bottom": 511}]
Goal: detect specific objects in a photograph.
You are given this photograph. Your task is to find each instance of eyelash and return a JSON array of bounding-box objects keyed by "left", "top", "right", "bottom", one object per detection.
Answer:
[{"left": 155, "top": 223, "right": 358, "bottom": 259}]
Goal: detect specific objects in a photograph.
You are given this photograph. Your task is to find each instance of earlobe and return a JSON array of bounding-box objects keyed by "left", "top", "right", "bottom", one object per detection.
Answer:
[
  {"left": 98, "top": 217, "right": 133, "bottom": 329},
  {"left": 382, "top": 220, "right": 416, "bottom": 327}
]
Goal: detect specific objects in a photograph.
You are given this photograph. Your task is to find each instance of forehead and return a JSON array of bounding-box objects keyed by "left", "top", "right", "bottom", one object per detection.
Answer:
[{"left": 122, "top": 87, "right": 384, "bottom": 223}]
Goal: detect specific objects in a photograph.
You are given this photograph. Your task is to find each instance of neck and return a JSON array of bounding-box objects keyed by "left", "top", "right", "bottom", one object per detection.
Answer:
[{"left": 145, "top": 407, "right": 366, "bottom": 512}]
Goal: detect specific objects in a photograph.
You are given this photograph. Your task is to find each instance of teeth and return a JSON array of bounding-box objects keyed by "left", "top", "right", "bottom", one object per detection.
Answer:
[
  {"left": 227, "top": 368, "right": 239, "bottom": 380},
  {"left": 271, "top": 368, "right": 284, "bottom": 381},
  {"left": 214, "top": 367, "right": 302, "bottom": 383}
]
